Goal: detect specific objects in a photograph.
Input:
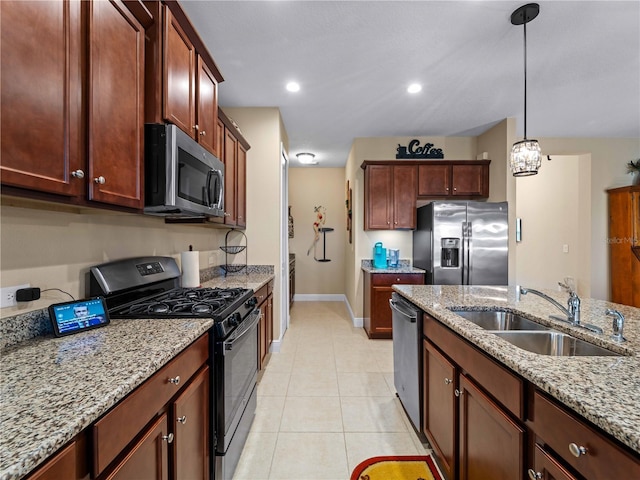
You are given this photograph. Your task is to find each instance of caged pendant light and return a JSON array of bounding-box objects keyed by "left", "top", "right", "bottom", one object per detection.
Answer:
[{"left": 510, "top": 3, "right": 542, "bottom": 177}]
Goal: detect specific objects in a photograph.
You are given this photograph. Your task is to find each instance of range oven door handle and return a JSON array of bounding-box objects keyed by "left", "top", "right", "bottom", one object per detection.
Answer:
[{"left": 223, "top": 309, "right": 260, "bottom": 354}]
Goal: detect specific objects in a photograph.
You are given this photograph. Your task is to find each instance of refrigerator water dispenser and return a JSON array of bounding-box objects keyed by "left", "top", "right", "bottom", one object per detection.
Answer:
[{"left": 441, "top": 238, "right": 460, "bottom": 267}]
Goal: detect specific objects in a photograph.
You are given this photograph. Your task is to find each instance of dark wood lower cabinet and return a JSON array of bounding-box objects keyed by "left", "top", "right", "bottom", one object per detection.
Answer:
[
  {"left": 26, "top": 442, "right": 77, "bottom": 480},
  {"left": 458, "top": 374, "right": 524, "bottom": 480},
  {"left": 104, "top": 414, "right": 169, "bottom": 480},
  {"left": 530, "top": 444, "right": 578, "bottom": 480},
  {"left": 173, "top": 366, "right": 210, "bottom": 480}
]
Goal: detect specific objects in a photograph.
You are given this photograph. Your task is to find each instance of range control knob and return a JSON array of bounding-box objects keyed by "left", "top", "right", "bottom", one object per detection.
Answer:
[
  {"left": 228, "top": 312, "right": 241, "bottom": 327},
  {"left": 246, "top": 297, "right": 258, "bottom": 308}
]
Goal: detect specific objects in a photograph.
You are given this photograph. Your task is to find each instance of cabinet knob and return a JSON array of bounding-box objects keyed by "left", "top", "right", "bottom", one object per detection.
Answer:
[
  {"left": 568, "top": 443, "right": 588, "bottom": 458},
  {"left": 71, "top": 170, "right": 85, "bottom": 179},
  {"left": 162, "top": 433, "right": 174, "bottom": 443},
  {"left": 177, "top": 415, "right": 187, "bottom": 424},
  {"left": 224, "top": 212, "right": 231, "bottom": 217},
  {"left": 200, "top": 130, "right": 206, "bottom": 136},
  {"left": 444, "top": 378, "right": 453, "bottom": 385},
  {"left": 453, "top": 187, "right": 457, "bottom": 192},
  {"left": 446, "top": 187, "right": 449, "bottom": 191},
  {"left": 454, "top": 388, "right": 463, "bottom": 397},
  {"left": 94, "top": 176, "right": 106, "bottom": 185},
  {"left": 527, "top": 469, "right": 542, "bottom": 480},
  {"left": 168, "top": 375, "right": 180, "bottom": 385},
  {"left": 193, "top": 124, "right": 199, "bottom": 131}
]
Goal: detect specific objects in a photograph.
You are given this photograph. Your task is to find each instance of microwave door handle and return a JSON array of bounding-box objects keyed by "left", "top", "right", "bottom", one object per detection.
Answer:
[
  {"left": 205, "top": 170, "right": 214, "bottom": 207},
  {"left": 215, "top": 169, "right": 223, "bottom": 208}
]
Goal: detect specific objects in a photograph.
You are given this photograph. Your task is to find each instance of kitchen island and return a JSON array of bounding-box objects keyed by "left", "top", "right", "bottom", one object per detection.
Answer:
[
  {"left": 393, "top": 284, "right": 639, "bottom": 478},
  {"left": 0, "top": 271, "right": 275, "bottom": 480}
]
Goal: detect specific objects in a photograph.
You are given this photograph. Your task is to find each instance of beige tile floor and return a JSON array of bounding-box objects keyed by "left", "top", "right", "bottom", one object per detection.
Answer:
[{"left": 233, "top": 301, "right": 431, "bottom": 480}]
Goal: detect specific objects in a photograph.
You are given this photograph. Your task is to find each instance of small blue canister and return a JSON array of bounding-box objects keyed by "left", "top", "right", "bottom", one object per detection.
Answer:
[{"left": 373, "top": 242, "right": 387, "bottom": 269}]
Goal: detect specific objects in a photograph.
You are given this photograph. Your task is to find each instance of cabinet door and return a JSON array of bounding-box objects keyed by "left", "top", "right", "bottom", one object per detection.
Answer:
[
  {"left": 223, "top": 128, "right": 238, "bottom": 226},
  {"left": 392, "top": 165, "right": 417, "bottom": 228},
  {"left": 26, "top": 442, "right": 76, "bottom": 480},
  {"left": 458, "top": 374, "right": 524, "bottom": 480},
  {"left": 364, "top": 165, "right": 393, "bottom": 229},
  {"left": 163, "top": 7, "right": 195, "bottom": 138},
  {"left": 236, "top": 143, "right": 247, "bottom": 227},
  {"left": 452, "top": 164, "right": 487, "bottom": 197},
  {"left": 88, "top": 0, "right": 144, "bottom": 209},
  {"left": 529, "top": 444, "right": 578, "bottom": 480},
  {"left": 370, "top": 286, "right": 394, "bottom": 338},
  {"left": 173, "top": 366, "right": 210, "bottom": 480},
  {"left": 259, "top": 299, "right": 268, "bottom": 369},
  {"left": 105, "top": 414, "right": 169, "bottom": 480},
  {"left": 1, "top": 0, "right": 83, "bottom": 197},
  {"left": 215, "top": 117, "right": 225, "bottom": 160},
  {"left": 266, "top": 293, "right": 273, "bottom": 349},
  {"left": 197, "top": 56, "right": 218, "bottom": 155},
  {"left": 423, "top": 341, "right": 456, "bottom": 480},
  {"left": 418, "top": 165, "right": 450, "bottom": 196}
]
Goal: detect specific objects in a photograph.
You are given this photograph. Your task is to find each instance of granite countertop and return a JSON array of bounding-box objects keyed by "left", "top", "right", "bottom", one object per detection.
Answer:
[
  {"left": 0, "top": 318, "right": 213, "bottom": 480},
  {"left": 361, "top": 259, "right": 426, "bottom": 274},
  {"left": 392, "top": 284, "right": 640, "bottom": 454},
  {"left": 0, "top": 271, "right": 275, "bottom": 480}
]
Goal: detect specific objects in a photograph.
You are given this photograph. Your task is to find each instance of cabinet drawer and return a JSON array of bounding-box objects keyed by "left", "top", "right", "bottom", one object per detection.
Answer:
[
  {"left": 530, "top": 390, "right": 640, "bottom": 480},
  {"left": 423, "top": 314, "right": 523, "bottom": 419},
  {"left": 371, "top": 273, "right": 424, "bottom": 286},
  {"left": 255, "top": 284, "right": 269, "bottom": 305},
  {"left": 92, "top": 334, "right": 209, "bottom": 477},
  {"left": 26, "top": 442, "right": 76, "bottom": 480}
]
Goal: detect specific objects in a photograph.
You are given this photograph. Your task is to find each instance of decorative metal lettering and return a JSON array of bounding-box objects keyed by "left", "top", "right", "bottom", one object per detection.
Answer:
[{"left": 396, "top": 140, "right": 444, "bottom": 159}]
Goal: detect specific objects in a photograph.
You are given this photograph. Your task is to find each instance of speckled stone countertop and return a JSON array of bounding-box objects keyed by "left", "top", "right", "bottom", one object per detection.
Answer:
[
  {"left": 361, "top": 259, "right": 426, "bottom": 274},
  {"left": 392, "top": 284, "right": 640, "bottom": 454},
  {"left": 0, "top": 269, "right": 275, "bottom": 480},
  {"left": 0, "top": 318, "right": 213, "bottom": 480}
]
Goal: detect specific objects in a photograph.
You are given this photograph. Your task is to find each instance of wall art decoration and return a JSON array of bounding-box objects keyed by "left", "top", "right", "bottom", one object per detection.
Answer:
[
  {"left": 396, "top": 140, "right": 444, "bottom": 159},
  {"left": 288, "top": 206, "right": 294, "bottom": 238},
  {"left": 307, "top": 205, "right": 333, "bottom": 262},
  {"left": 346, "top": 181, "right": 352, "bottom": 244}
]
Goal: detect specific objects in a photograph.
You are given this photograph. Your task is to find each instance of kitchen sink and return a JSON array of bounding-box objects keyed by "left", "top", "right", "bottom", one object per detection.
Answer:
[
  {"left": 492, "top": 331, "right": 621, "bottom": 357},
  {"left": 451, "top": 310, "right": 550, "bottom": 331}
]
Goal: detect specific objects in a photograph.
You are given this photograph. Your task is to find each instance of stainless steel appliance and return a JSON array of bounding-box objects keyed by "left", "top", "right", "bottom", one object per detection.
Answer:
[
  {"left": 89, "top": 256, "right": 258, "bottom": 480},
  {"left": 144, "top": 124, "right": 224, "bottom": 218},
  {"left": 389, "top": 292, "right": 423, "bottom": 435},
  {"left": 413, "top": 201, "right": 508, "bottom": 285}
]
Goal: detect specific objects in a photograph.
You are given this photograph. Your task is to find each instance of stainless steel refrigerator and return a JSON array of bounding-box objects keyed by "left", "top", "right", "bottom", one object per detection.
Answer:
[{"left": 413, "top": 201, "right": 508, "bottom": 285}]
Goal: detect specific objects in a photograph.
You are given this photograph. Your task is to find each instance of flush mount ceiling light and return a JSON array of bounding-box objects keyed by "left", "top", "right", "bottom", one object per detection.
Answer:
[
  {"left": 407, "top": 83, "right": 422, "bottom": 94},
  {"left": 286, "top": 82, "right": 300, "bottom": 92},
  {"left": 509, "top": 3, "right": 542, "bottom": 177},
  {"left": 296, "top": 152, "right": 317, "bottom": 165}
]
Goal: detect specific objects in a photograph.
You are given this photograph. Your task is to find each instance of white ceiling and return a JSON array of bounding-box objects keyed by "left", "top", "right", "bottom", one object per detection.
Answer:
[{"left": 180, "top": 1, "right": 640, "bottom": 167}]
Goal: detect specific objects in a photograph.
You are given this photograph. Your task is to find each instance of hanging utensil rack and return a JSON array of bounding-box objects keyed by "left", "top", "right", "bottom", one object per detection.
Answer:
[{"left": 219, "top": 229, "right": 247, "bottom": 275}]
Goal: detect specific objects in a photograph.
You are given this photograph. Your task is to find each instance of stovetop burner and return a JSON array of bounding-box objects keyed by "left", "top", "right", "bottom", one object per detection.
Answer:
[{"left": 111, "top": 287, "right": 253, "bottom": 320}]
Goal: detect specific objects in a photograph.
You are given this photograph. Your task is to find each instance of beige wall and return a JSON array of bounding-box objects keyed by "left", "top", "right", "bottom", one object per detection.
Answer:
[
  {"left": 223, "top": 107, "right": 288, "bottom": 341},
  {"left": 0, "top": 201, "right": 227, "bottom": 317},
  {"left": 344, "top": 136, "right": 478, "bottom": 319},
  {"left": 288, "top": 168, "right": 346, "bottom": 295}
]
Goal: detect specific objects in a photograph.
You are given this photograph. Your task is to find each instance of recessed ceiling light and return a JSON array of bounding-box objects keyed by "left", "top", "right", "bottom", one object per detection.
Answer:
[
  {"left": 407, "top": 83, "right": 422, "bottom": 94},
  {"left": 286, "top": 82, "right": 300, "bottom": 92}
]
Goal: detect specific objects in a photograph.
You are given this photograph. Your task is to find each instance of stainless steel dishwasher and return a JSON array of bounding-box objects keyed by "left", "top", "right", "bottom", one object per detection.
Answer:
[{"left": 390, "top": 292, "right": 422, "bottom": 434}]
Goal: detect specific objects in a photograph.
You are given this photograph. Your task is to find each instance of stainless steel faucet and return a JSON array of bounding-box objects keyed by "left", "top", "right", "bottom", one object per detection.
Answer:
[
  {"left": 606, "top": 309, "right": 626, "bottom": 342},
  {"left": 520, "top": 284, "right": 603, "bottom": 334}
]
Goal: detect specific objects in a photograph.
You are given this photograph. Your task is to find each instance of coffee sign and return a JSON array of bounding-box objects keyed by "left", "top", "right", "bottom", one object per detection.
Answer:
[{"left": 396, "top": 140, "right": 444, "bottom": 159}]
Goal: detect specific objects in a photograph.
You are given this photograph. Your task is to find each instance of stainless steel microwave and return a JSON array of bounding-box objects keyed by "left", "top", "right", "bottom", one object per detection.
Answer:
[{"left": 144, "top": 124, "right": 224, "bottom": 218}]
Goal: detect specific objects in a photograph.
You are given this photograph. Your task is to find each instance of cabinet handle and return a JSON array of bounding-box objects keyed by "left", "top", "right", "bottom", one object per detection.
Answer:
[
  {"left": 444, "top": 378, "right": 453, "bottom": 385},
  {"left": 200, "top": 130, "right": 206, "bottom": 136},
  {"left": 162, "top": 433, "right": 174, "bottom": 443},
  {"left": 71, "top": 170, "right": 85, "bottom": 179},
  {"left": 568, "top": 443, "right": 587, "bottom": 457},
  {"left": 454, "top": 388, "right": 463, "bottom": 397},
  {"left": 94, "top": 176, "right": 106, "bottom": 185},
  {"left": 177, "top": 415, "right": 187, "bottom": 424},
  {"left": 168, "top": 375, "right": 180, "bottom": 385},
  {"left": 527, "top": 469, "right": 542, "bottom": 480}
]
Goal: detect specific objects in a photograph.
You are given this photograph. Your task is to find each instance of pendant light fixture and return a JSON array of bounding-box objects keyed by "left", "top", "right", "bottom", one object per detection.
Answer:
[{"left": 510, "top": 3, "right": 541, "bottom": 177}]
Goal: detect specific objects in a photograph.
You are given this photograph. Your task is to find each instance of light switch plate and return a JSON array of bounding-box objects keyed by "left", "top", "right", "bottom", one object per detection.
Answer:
[{"left": 1, "top": 284, "right": 31, "bottom": 308}]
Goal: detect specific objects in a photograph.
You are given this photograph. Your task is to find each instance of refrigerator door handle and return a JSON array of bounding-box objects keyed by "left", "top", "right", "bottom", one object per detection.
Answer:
[
  {"left": 462, "top": 221, "right": 471, "bottom": 285},
  {"left": 467, "top": 221, "right": 473, "bottom": 285}
]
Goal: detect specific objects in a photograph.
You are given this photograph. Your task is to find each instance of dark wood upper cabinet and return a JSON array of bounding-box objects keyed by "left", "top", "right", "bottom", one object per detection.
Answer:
[
  {"left": 223, "top": 128, "right": 238, "bottom": 226},
  {"left": 88, "top": 0, "right": 145, "bottom": 209},
  {"left": 237, "top": 143, "right": 247, "bottom": 227},
  {"left": 0, "top": 0, "right": 83, "bottom": 198},
  {"left": 163, "top": 7, "right": 196, "bottom": 138},
  {"left": 197, "top": 57, "right": 219, "bottom": 156},
  {"left": 363, "top": 164, "right": 417, "bottom": 230},
  {"left": 418, "top": 160, "right": 490, "bottom": 198}
]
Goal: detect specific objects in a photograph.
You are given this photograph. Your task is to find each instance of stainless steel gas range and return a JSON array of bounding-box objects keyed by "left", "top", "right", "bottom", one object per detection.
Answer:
[{"left": 89, "top": 256, "right": 258, "bottom": 480}]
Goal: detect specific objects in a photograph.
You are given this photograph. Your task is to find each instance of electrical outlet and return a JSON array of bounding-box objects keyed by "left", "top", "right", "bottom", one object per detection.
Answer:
[{"left": 0, "top": 284, "right": 31, "bottom": 308}]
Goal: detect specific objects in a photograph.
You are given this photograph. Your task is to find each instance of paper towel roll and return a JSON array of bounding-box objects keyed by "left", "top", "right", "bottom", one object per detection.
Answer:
[{"left": 181, "top": 250, "right": 200, "bottom": 288}]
